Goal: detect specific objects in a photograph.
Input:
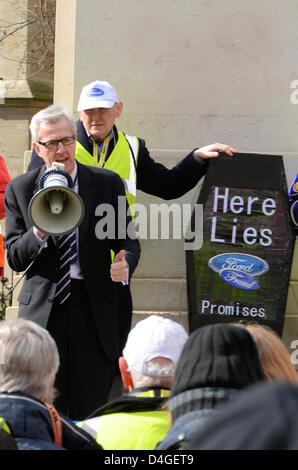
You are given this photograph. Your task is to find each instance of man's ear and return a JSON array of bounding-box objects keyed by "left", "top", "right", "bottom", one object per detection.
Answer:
[
  {"left": 114, "top": 101, "right": 123, "bottom": 118},
  {"left": 119, "top": 356, "right": 133, "bottom": 390},
  {"left": 33, "top": 141, "right": 41, "bottom": 156}
]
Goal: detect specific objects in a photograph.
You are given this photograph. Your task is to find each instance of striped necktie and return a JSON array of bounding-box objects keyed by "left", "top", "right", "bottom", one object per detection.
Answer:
[{"left": 55, "top": 231, "right": 77, "bottom": 304}]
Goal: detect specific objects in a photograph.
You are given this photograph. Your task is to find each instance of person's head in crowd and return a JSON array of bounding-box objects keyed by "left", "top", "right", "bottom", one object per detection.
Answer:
[
  {"left": 0, "top": 318, "right": 59, "bottom": 404},
  {"left": 120, "top": 315, "right": 188, "bottom": 391},
  {"left": 169, "top": 323, "right": 266, "bottom": 423},
  {"left": 189, "top": 381, "right": 298, "bottom": 450},
  {"left": 233, "top": 322, "right": 297, "bottom": 384},
  {"left": 30, "top": 105, "right": 77, "bottom": 175},
  {"left": 77, "top": 80, "right": 123, "bottom": 142}
]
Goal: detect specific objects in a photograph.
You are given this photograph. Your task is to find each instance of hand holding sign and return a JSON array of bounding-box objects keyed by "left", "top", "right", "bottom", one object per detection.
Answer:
[{"left": 194, "top": 143, "right": 238, "bottom": 159}]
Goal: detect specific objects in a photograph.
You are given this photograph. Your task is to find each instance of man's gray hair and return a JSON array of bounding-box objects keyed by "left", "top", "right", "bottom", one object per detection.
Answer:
[
  {"left": 130, "top": 357, "right": 175, "bottom": 389},
  {"left": 0, "top": 319, "right": 59, "bottom": 402},
  {"left": 29, "top": 104, "right": 76, "bottom": 142}
]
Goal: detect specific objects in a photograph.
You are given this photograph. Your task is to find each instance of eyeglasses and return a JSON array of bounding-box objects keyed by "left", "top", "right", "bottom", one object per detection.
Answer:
[{"left": 38, "top": 136, "right": 76, "bottom": 150}]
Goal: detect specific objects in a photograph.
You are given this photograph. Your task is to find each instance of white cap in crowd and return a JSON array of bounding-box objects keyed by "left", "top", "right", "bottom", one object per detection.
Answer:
[
  {"left": 77, "top": 80, "right": 119, "bottom": 111},
  {"left": 123, "top": 315, "right": 188, "bottom": 377}
]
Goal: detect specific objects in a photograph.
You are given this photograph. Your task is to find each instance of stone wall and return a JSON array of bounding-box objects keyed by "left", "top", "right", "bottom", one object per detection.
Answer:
[{"left": 3, "top": 0, "right": 298, "bottom": 363}]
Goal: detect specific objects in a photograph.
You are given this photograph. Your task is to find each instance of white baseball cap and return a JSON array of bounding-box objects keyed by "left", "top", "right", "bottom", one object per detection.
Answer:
[
  {"left": 123, "top": 315, "right": 188, "bottom": 377},
  {"left": 77, "top": 80, "right": 119, "bottom": 111}
]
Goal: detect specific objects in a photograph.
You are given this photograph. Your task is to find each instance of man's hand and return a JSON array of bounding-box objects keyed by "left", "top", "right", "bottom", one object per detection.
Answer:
[
  {"left": 34, "top": 227, "right": 45, "bottom": 239},
  {"left": 194, "top": 143, "right": 238, "bottom": 159},
  {"left": 110, "top": 249, "right": 128, "bottom": 282}
]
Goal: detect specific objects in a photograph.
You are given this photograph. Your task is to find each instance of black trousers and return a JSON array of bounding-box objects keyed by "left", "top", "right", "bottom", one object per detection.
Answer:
[
  {"left": 47, "top": 279, "right": 115, "bottom": 421},
  {"left": 118, "top": 284, "right": 133, "bottom": 356}
]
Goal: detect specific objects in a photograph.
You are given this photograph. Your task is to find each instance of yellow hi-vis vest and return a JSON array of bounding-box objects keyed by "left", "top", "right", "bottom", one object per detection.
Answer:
[
  {"left": 0, "top": 417, "right": 12, "bottom": 435},
  {"left": 75, "top": 132, "right": 139, "bottom": 217},
  {"left": 76, "top": 388, "right": 171, "bottom": 450},
  {"left": 96, "top": 409, "right": 170, "bottom": 450}
]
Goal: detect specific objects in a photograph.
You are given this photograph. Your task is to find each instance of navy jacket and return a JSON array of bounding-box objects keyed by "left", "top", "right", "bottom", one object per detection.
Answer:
[
  {"left": 4, "top": 163, "right": 140, "bottom": 360},
  {"left": 0, "top": 392, "right": 101, "bottom": 450}
]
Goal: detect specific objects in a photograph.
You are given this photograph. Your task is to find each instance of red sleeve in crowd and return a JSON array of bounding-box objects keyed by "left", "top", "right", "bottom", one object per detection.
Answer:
[{"left": 0, "top": 156, "right": 10, "bottom": 220}]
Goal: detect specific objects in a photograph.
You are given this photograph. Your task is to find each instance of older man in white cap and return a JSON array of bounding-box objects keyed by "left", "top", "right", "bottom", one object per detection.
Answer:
[
  {"left": 28, "top": 80, "right": 237, "bottom": 363},
  {"left": 76, "top": 315, "right": 188, "bottom": 450}
]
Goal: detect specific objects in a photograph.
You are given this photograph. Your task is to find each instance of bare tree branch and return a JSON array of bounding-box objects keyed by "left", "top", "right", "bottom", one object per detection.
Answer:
[
  {"left": 0, "top": 19, "right": 37, "bottom": 43},
  {"left": 0, "top": 0, "right": 56, "bottom": 78}
]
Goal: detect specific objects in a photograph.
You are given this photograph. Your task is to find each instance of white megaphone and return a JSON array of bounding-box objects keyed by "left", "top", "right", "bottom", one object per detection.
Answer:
[{"left": 28, "top": 162, "right": 85, "bottom": 236}]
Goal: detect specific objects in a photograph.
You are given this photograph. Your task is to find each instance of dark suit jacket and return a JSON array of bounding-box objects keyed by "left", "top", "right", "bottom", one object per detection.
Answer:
[{"left": 4, "top": 162, "right": 140, "bottom": 359}]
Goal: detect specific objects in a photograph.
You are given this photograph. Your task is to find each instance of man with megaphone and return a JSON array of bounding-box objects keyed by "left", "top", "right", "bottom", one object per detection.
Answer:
[
  {"left": 28, "top": 81, "right": 238, "bottom": 399},
  {"left": 4, "top": 105, "right": 140, "bottom": 421}
]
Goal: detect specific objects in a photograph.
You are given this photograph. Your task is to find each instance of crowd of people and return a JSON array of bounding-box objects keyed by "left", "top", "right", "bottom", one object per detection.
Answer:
[
  {"left": 0, "top": 315, "right": 297, "bottom": 450},
  {"left": 0, "top": 79, "right": 297, "bottom": 451}
]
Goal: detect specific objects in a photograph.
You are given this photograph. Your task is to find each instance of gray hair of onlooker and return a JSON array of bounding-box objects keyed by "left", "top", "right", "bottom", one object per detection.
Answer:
[
  {"left": 0, "top": 319, "right": 59, "bottom": 403},
  {"left": 130, "top": 357, "right": 175, "bottom": 389},
  {"left": 29, "top": 104, "right": 76, "bottom": 142}
]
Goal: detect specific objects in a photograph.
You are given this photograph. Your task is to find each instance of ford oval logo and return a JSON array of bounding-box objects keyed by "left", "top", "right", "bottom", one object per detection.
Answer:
[
  {"left": 208, "top": 253, "right": 268, "bottom": 276},
  {"left": 220, "top": 269, "right": 259, "bottom": 290},
  {"left": 87, "top": 87, "right": 105, "bottom": 97}
]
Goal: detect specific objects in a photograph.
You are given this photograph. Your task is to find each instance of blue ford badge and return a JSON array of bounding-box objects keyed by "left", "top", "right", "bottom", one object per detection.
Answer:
[
  {"left": 220, "top": 269, "right": 259, "bottom": 290},
  {"left": 87, "top": 87, "right": 104, "bottom": 97},
  {"left": 208, "top": 253, "right": 268, "bottom": 276}
]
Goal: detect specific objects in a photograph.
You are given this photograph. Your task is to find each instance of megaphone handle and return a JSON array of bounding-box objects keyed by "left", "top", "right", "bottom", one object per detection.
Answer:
[{"left": 5, "top": 234, "right": 49, "bottom": 299}]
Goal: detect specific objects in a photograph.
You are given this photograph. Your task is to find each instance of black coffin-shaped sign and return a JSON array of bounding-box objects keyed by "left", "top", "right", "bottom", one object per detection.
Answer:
[{"left": 186, "top": 153, "right": 296, "bottom": 336}]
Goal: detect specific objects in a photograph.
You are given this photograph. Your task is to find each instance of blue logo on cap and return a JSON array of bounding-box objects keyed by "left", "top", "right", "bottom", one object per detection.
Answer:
[
  {"left": 87, "top": 87, "right": 105, "bottom": 97},
  {"left": 219, "top": 269, "right": 259, "bottom": 290}
]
